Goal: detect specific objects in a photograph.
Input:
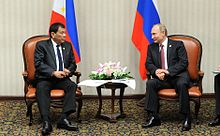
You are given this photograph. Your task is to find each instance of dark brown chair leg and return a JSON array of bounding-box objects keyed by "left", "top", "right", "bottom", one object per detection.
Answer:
[
  {"left": 76, "top": 98, "right": 82, "bottom": 123},
  {"left": 137, "top": 97, "right": 145, "bottom": 107},
  {"left": 27, "top": 103, "right": 33, "bottom": 126},
  {"left": 194, "top": 98, "right": 200, "bottom": 124}
]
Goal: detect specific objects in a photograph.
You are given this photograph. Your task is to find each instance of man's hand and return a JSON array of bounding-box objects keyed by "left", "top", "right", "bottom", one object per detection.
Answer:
[
  {"left": 52, "top": 71, "right": 67, "bottom": 78},
  {"left": 64, "top": 68, "right": 70, "bottom": 76},
  {"left": 155, "top": 69, "right": 169, "bottom": 80}
]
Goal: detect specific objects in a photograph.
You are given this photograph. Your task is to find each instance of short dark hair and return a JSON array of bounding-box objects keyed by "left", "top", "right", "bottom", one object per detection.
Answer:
[{"left": 49, "top": 23, "right": 65, "bottom": 38}]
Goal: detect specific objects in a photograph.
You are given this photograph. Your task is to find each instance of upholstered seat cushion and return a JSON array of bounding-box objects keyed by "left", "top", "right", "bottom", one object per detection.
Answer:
[
  {"left": 158, "top": 86, "right": 202, "bottom": 99},
  {"left": 26, "top": 86, "right": 82, "bottom": 99},
  {"left": 26, "top": 86, "right": 64, "bottom": 99}
]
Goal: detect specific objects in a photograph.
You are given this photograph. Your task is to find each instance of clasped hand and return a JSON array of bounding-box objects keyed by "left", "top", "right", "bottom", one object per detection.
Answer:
[
  {"left": 155, "top": 69, "right": 169, "bottom": 80},
  {"left": 52, "top": 68, "right": 70, "bottom": 78}
]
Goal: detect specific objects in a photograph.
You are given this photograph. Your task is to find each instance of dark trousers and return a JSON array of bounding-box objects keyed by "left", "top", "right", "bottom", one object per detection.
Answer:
[
  {"left": 215, "top": 74, "right": 220, "bottom": 115},
  {"left": 144, "top": 76, "right": 190, "bottom": 114},
  {"left": 36, "top": 77, "right": 77, "bottom": 121}
]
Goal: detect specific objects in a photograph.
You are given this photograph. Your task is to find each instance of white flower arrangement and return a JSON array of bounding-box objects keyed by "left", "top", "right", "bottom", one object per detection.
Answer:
[{"left": 89, "top": 61, "right": 133, "bottom": 80}]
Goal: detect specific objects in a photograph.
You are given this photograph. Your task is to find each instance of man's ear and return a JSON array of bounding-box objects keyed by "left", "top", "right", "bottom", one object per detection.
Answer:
[{"left": 51, "top": 32, "right": 55, "bottom": 38}]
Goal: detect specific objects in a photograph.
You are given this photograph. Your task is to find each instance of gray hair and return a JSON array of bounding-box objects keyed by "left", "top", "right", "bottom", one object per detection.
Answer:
[{"left": 154, "top": 23, "right": 168, "bottom": 36}]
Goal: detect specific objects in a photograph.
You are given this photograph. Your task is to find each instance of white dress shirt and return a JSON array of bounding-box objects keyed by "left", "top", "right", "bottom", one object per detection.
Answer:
[
  {"left": 159, "top": 37, "right": 168, "bottom": 69},
  {"left": 51, "top": 39, "right": 64, "bottom": 71}
]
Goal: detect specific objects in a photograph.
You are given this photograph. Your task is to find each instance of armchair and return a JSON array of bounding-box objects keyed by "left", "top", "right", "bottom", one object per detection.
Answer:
[
  {"left": 22, "top": 35, "right": 83, "bottom": 126},
  {"left": 149, "top": 34, "right": 203, "bottom": 123}
]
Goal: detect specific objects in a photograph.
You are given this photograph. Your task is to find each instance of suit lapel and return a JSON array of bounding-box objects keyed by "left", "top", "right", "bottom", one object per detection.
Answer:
[
  {"left": 167, "top": 39, "right": 173, "bottom": 66},
  {"left": 154, "top": 43, "right": 161, "bottom": 67},
  {"left": 48, "top": 40, "right": 57, "bottom": 67},
  {"left": 61, "top": 43, "right": 67, "bottom": 63}
]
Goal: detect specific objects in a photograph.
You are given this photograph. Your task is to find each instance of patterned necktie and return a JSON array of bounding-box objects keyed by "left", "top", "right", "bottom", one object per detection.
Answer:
[
  {"left": 56, "top": 45, "right": 63, "bottom": 71},
  {"left": 160, "top": 44, "right": 165, "bottom": 69}
]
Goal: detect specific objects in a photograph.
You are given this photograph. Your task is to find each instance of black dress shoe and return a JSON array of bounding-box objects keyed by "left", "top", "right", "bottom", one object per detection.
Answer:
[
  {"left": 182, "top": 116, "right": 191, "bottom": 131},
  {"left": 57, "top": 118, "right": 79, "bottom": 131},
  {"left": 142, "top": 116, "right": 161, "bottom": 128},
  {"left": 208, "top": 117, "right": 220, "bottom": 127},
  {"left": 42, "top": 121, "right": 52, "bottom": 135}
]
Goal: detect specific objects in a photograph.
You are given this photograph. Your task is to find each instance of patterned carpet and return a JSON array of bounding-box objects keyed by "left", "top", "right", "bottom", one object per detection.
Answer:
[{"left": 0, "top": 98, "right": 220, "bottom": 135}]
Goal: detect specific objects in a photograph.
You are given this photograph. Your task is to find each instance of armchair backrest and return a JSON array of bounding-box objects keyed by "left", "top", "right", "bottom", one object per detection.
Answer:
[
  {"left": 168, "top": 35, "right": 202, "bottom": 81},
  {"left": 22, "top": 35, "right": 50, "bottom": 81}
]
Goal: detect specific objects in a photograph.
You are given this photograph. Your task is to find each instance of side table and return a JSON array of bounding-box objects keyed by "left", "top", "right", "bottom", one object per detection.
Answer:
[{"left": 95, "top": 82, "right": 127, "bottom": 123}]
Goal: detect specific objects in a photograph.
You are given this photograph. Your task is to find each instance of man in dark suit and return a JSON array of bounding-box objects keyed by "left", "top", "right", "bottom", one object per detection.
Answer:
[
  {"left": 142, "top": 24, "right": 191, "bottom": 131},
  {"left": 209, "top": 65, "right": 220, "bottom": 127},
  {"left": 34, "top": 23, "right": 78, "bottom": 135}
]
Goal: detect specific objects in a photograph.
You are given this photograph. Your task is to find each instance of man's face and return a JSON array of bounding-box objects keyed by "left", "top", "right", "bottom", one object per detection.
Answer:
[
  {"left": 151, "top": 25, "right": 165, "bottom": 44},
  {"left": 51, "top": 27, "right": 66, "bottom": 44}
]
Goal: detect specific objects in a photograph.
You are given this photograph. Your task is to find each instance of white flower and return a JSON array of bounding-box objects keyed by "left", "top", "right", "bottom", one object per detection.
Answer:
[
  {"left": 91, "top": 71, "right": 98, "bottom": 74},
  {"left": 89, "top": 61, "right": 132, "bottom": 80}
]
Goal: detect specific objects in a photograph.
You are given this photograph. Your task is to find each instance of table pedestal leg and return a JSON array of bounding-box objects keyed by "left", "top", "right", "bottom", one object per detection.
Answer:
[
  {"left": 95, "top": 85, "right": 127, "bottom": 123},
  {"left": 96, "top": 87, "right": 102, "bottom": 118},
  {"left": 109, "top": 88, "right": 117, "bottom": 122},
  {"left": 119, "top": 87, "right": 126, "bottom": 118}
]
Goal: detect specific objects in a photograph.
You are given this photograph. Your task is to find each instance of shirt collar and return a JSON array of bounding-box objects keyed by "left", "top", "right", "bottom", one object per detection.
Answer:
[
  {"left": 161, "top": 37, "right": 168, "bottom": 47},
  {"left": 51, "top": 39, "right": 58, "bottom": 47}
]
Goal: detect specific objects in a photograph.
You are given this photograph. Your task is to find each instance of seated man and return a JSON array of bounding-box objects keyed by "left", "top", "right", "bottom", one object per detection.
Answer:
[
  {"left": 34, "top": 22, "right": 79, "bottom": 135},
  {"left": 142, "top": 24, "right": 191, "bottom": 131},
  {"left": 209, "top": 65, "right": 220, "bottom": 127}
]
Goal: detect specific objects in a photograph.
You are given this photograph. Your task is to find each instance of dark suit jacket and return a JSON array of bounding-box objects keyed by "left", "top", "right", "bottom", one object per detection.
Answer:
[
  {"left": 146, "top": 38, "right": 189, "bottom": 79},
  {"left": 34, "top": 39, "right": 77, "bottom": 79}
]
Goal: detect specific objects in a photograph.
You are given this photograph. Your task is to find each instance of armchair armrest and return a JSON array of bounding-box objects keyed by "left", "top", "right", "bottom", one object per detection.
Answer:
[
  {"left": 198, "top": 70, "right": 204, "bottom": 93},
  {"left": 73, "top": 71, "right": 81, "bottom": 84},
  {"left": 146, "top": 72, "right": 153, "bottom": 79},
  {"left": 198, "top": 71, "right": 204, "bottom": 77},
  {"left": 22, "top": 71, "right": 28, "bottom": 76},
  {"left": 22, "top": 71, "right": 28, "bottom": 81},
  {"left": 198, "top": 70, "right": 204, "bottom": 84},
  {"left": 73, "top": 71, "right": 81, "bottom": 77}
]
